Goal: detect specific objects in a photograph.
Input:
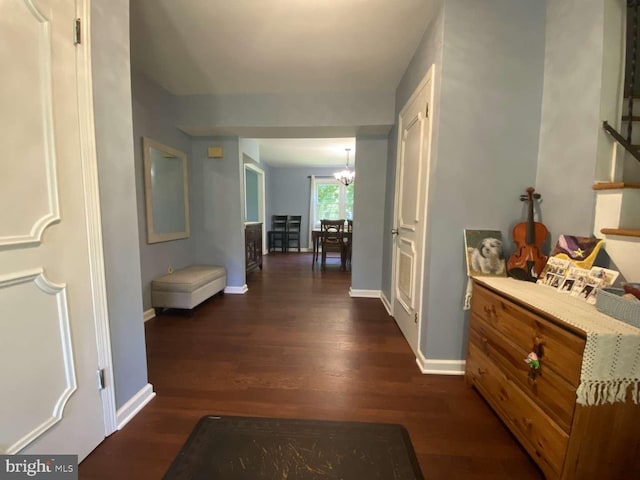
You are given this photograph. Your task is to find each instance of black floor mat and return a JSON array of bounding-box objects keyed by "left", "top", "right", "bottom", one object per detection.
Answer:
[{"left": 164, "top": 415, "right": 424, "bottom": 480}]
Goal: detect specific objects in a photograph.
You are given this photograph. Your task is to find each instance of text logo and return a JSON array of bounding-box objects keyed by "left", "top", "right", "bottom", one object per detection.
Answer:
[{"left": 0, "top": 456, "right": 77, "bottom": 480}]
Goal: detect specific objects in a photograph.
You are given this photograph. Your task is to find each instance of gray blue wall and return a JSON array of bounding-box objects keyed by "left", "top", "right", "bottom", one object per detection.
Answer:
[
  {"left": 131, "top": 71, "right": 194, "bottom": 310},
  {"left": 351, "top": 136, "right": 388, "bottom": 291},
  {"left": 191, "top": 138, "right": 246, "bottom": 287},
  {"left": 423, "top": 0, "right": 546, "bottom": 360},
  {"left": 176, "top": 91, "right": 395, "bottom": 136},
  {"left": 91, "top": 0, "right": 148, "bottom": 409},
  {"left": 536, "top": 0, "right": 616, "bottom": 237}
]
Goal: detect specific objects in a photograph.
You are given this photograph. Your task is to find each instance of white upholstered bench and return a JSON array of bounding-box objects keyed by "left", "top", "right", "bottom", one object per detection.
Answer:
[{"left": 151, "top": 264, "right": 226, "bottom": 311}]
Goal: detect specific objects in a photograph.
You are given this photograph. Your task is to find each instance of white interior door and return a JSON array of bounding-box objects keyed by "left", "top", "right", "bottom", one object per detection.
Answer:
[
  {"left": 391, "top": 67, "right": 434, "bottom": 356},
  {"left": 0, "top": 0, "right": 107, "bottom": 460}
]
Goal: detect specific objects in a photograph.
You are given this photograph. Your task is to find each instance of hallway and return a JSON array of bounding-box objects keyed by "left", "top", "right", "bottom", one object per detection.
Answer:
[{"left": 80, "top": 253, "right": 542, "bottom": 479}]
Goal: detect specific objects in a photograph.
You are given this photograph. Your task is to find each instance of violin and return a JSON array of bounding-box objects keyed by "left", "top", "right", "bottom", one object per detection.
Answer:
[{"left": 507, "top": 187, "right": 549, "bottom": 281}]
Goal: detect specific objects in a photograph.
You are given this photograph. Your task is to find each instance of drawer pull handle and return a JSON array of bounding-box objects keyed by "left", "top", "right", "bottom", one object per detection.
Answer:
[
  {"left": 533, "top": 336, "right": 544, "bottom": 356},
  {"left": 483, "top": 304, "right": 497, "bottom": 317}
]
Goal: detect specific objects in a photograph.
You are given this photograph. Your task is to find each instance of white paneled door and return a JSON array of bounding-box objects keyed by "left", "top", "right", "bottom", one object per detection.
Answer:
[
  {"left": 0, "top": 0, "right": 109, "bottom": 460},
  {"left": 391, "top": 66, "right": 434, "bottom": 356}
]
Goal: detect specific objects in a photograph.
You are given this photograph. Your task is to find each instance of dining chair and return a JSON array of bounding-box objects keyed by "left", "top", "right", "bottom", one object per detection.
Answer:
[
  {"left": 320, "top": 219, "right": 346, "bottom": 271},
  {"left": 269, "top": 215, "right": 288, "bottom": 253},
  {"left": 286, "top": 215, "right": 302, "bottom": 252}
]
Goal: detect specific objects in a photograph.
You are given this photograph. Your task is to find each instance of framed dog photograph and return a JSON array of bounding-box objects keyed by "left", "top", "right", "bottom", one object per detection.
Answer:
[{"left": 464, "top": 229, "right": 507, "bottom": 277}]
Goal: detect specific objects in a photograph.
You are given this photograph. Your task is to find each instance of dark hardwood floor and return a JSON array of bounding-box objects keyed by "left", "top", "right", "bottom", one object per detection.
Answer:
[{"left": 80, "top": 253, "right": 542, "bottom": 479}]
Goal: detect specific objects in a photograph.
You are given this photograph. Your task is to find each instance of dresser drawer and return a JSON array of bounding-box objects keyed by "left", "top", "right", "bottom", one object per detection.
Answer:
[
  {"left": 472, "top": 284, "right": 585, "bottom": 387},
  {"left": 469, "top": 316, "right": 576, "bottom": 433},
  {"left": 466, "top": 343, "right": 569, "bottom": 478}
]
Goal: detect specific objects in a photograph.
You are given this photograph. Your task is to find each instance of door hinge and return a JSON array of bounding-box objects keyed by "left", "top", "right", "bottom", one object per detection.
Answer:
[
  {"left": 425, "top": 104, "right": 429, "bottom": 117},
  {"left": 414, "top": 312, "right": 418, "bottom": 324},
  {"left": 74, "top": 18, "right": 81, "bottom": 45},
  {"left": 97, "top": 368, "right": 105, "bottom": 390}
]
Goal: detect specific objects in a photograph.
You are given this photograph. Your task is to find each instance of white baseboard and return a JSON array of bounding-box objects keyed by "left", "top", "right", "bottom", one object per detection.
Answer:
[
  {"left": 143, "top": 308, "right": 155, "bottom": 322},
  {"left": 224, "top": 284, "right": 248, "bottom": 294},
  {"left": 416, "top": 350, "right": 465, "bottom": 375},
  {"left": 116, "top": 383, "right": 156, "bottom": 430},
  {"left": 380, "top": 292, "right": 392, "bottom": 315},
  {"left": 349, "top": 288, "right": 381, "bottom": 298}
]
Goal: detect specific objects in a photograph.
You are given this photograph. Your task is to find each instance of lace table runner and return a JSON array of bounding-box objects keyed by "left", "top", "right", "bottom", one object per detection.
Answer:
[{"left": 477, "top": 277, "right": 640, "bottom": 406}]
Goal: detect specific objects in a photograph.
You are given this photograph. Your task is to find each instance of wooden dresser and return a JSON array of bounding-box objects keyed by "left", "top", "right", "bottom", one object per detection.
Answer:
[
  {"left": 245, "top": 223, "right": 262, "bottom": 275},
  {"left": 466, "top": 280, "right": 640, "bottom": 480}
]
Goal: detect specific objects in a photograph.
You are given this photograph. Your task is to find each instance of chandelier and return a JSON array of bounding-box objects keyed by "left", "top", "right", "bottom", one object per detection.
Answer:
[{"left": 334, "top": 148, "right": 355, "bottom": 186}]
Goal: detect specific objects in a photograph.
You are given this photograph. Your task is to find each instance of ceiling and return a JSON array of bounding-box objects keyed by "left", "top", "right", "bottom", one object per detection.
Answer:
[
  {"left": 257, "top": 138, "right": 356, "bottom": 167},
  {"left": 130, "top": 0, "right": 433, "bottom": 166}
]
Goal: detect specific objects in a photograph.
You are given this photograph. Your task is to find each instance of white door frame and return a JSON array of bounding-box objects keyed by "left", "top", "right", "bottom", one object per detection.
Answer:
[
  {"left": 76, "top": 0, "right": 117, "bottom": 435},
  {"left": 389, "top": 65, "right": 436, "bottom": 355},
  {"left": 243, "top": 161, "right": 267, "bottom": 252}
]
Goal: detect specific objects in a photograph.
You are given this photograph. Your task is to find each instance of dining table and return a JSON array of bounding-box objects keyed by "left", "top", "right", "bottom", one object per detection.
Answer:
[{"left": 311, "top": 230, "right": 352, "bottom": 270}]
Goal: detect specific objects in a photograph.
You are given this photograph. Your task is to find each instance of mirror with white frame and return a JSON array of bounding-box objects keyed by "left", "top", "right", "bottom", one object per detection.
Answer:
[
  {"left": 143, "top": 137, "right": 190, "bottom": 243},
  {"left": 244, "top": 163, "right": 264, "bottom": 223},
  {"left": 243, "top": 161, "right": 265, "bottom": 224}
]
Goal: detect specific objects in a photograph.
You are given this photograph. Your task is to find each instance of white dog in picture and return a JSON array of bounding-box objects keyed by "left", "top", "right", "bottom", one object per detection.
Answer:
[{"left": 468, "top": 237, "right": 505, "bottom": 275}]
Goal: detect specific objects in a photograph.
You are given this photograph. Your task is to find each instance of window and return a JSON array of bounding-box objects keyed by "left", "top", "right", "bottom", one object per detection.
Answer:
[{"left": 312, "top": 178, "right": 353, "bottom": 228}]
